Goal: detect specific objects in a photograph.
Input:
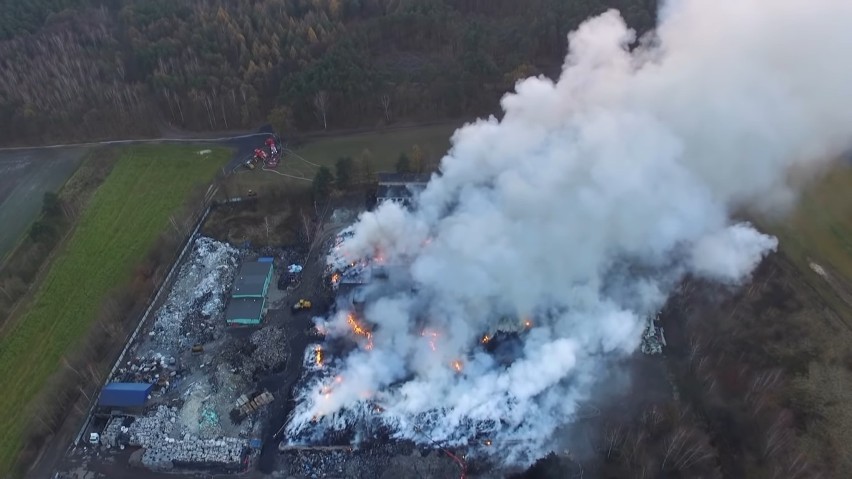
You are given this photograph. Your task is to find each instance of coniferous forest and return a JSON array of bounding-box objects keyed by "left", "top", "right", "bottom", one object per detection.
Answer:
[{"left": 0, "top": 0, "right": 658, "bottom": 145}]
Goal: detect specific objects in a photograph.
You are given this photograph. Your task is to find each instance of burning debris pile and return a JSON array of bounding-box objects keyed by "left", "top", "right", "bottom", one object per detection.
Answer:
[
  {"left": 326, "top": 228, "right": 373, "bottom": 291},
  {"left": 283, "top": 0, "right": 852, "bottom": 466},
  {"left": 149, "top": 237, "right": 239, "bottom": 351}
]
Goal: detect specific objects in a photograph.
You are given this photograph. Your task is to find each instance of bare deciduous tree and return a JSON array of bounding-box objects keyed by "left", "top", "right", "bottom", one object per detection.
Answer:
[
  {"left": 660, "top": 427, "right": 715, "bottom": 472},
  {"left": 603, "top": 423, "right": 625, "bottom": 460},
  {"left": 314, "top": 90, "right": 329, "bottom": 129},
  {"left": 380, "top": 93, "right": 391, "bottom": 122},
  {"left": 762, "top": 410, "right": 793, "bottom": 459}
]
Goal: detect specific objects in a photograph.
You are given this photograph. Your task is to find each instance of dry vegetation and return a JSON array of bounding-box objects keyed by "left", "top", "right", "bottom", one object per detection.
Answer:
[
  {"left": 661, "top": 163, "right": 852, "bottom": 478},
  {"left": 202, "top": 190, "right": 314, "bottom": 247}
]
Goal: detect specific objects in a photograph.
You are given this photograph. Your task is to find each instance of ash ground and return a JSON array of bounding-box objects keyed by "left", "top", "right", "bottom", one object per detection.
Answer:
[{"left": 52, "top": 202, "right": 467, "bottom": 479}]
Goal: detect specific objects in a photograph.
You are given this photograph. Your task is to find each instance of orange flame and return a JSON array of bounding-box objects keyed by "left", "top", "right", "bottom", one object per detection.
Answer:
[
  {"left": 347, "top": 312, "right": 374, "bottom": 350},
  {"left": 452, "top": 360, "right": 463, "bottom": 373},
  {"left": 481, "top": 334, "right": 491, "bottom": 344},
  {"left": 331, "top": 273, "right": 341, "bottom": 284},
  {"left": 523, "top": 317, "right": 533, "bottom": 329},
  {"left": 421, "top": 329, "right": 440, "bottom": 352},
  {"left": 314, "top": 345, "right": 324, "bottom": 367}
]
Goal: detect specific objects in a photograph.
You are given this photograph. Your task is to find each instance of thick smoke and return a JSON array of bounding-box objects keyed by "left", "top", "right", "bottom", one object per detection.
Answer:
[{"left": 288, "top": 0, "right": 852, "bottom": 465}]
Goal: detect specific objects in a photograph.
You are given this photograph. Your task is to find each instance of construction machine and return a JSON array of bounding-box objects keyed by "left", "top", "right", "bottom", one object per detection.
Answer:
[{"left": 291, "top": 299, "right": 312, "bottom": 313}]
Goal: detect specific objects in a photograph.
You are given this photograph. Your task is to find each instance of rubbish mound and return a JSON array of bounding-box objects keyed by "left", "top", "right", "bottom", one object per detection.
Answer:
[
  {"left": 248, "top": 326, "right": 288, "bottom": 374},
  {"left": 102, "top": 405, "right": 246, "bottom": 471},
  {"left": 149, "top": 237, "right": 239, "bottom": 351}
]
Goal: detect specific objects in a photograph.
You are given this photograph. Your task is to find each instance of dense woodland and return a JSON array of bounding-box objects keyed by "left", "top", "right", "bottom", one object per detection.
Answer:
[{"left": 0, "top": 0, "right": 658, "bottom": 145}]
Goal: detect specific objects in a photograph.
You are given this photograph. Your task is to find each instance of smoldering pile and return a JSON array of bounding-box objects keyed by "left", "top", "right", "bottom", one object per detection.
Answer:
[{"left": 287, "top": 0, "right": 852, "bottom": 467}]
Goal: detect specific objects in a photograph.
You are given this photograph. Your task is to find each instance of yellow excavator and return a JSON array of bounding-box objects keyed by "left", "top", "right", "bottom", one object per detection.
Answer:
[{"left": 292, "top": 299, "right": 312, "bottom": 313}]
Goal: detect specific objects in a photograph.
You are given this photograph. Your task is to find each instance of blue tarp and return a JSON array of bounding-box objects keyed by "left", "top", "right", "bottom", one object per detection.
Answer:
[{"left": 98, "top": 382, "right": 153, "bottom": 407}]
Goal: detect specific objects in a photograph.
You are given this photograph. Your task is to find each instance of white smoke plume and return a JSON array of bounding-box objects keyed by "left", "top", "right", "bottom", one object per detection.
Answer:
[{"left": 288, "top": 0, "right": 852, "bottom": 466}]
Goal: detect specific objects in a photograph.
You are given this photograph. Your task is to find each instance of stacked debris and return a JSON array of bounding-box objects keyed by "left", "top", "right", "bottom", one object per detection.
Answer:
[
  {"left": 640, "top": 313, "right": 666, "bottom": 355},
  {"left": 103, "top": 405, "right": 247, "bottom": 471},
  {"left": 149, "top": 237, "right": 239, "bottom": 351},
  {"left": 141, "top": 436, "right": 245, "bottom": 471},
  {"left": 111, "top": 353, "right": 178, "bottom": 387},
  {"left": 100, "top": 416, "right": 135, "bottom": 448},
  {"left": 232, "top": 390, "right": 275, "bottom": 420}
]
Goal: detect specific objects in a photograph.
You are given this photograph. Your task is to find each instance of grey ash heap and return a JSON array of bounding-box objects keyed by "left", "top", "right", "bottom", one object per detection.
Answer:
[{"left": 287, "top": 0, "right": 852, "bottom": 467}]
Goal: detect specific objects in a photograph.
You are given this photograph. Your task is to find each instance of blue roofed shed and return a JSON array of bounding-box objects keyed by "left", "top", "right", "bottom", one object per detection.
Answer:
[{"left": 98, "top": 382, "right": 154, "bottom": 407}]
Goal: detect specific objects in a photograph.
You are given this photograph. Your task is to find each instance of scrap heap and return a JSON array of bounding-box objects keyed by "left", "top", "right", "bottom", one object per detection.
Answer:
[{"left": 101, "top": 406, "right": 246, "bottom": 470}]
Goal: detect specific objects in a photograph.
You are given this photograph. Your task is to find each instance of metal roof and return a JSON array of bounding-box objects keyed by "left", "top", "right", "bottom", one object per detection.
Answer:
[
  {"left": 225, "top": 297, "right": 266, "bottom": 324},
  {"left": 98, "top": 382, "right": 154, "bottom": 407},
  {"left": 231, "top": 261, "right": 273, "bottom": 298}
]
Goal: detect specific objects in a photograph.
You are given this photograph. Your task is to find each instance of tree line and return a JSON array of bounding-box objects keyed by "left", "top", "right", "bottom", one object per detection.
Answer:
[{"left": 0, "top": 0, "right": 658, "bottom": 145}]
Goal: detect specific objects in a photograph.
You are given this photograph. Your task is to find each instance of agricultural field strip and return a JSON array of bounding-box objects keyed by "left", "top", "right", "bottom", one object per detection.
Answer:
[{"left": 0, "top": 145, "right": 230, "bottom": 472}]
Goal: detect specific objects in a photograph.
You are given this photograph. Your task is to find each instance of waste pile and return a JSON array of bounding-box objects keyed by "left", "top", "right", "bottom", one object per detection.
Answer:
[
  {"left": 142, "top": 436, "right": 245, "bottom": 471},
  {"left": 101, "top": 405, "right": 246, "bottom": 470},
  {"left": 278, "top": 442, "right": 460, "bottom": 478},
  {"left": 326, "top": 227, "right": 373, "bottom": 291},
  {"left": 640, "top": 313, "right": 666, "bottom": 355},
  {"left": 247, "top": 326, "right": 288, "bottom": 374},
  {"left": 149, "top": 237, "right": 239, "bottom": 352},
  {"left": 111, "top": 353, "right": 178, "bottom": 386}
]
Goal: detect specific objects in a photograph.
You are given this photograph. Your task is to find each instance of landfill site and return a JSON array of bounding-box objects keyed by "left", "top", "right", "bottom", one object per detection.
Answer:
[
  {"left": 52, "top": 156, "right": 669, "bottom": 478},
  {"left": 54, "top": 174, "right": 477, "bottom": 479}
]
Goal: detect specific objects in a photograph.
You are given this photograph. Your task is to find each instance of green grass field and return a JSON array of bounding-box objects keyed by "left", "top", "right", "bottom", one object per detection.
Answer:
[
  {"left": 295, "top": 123, "right": 459, "bottom": 170},
  {"left": 0, "top": 145, "right": 229, "bottom": 473},
  {"left": 227, "top": 123, "right": 460, "bottom": 194},
  {"left": 760, "top": 164, "right": 852, "bottom": 282}
]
